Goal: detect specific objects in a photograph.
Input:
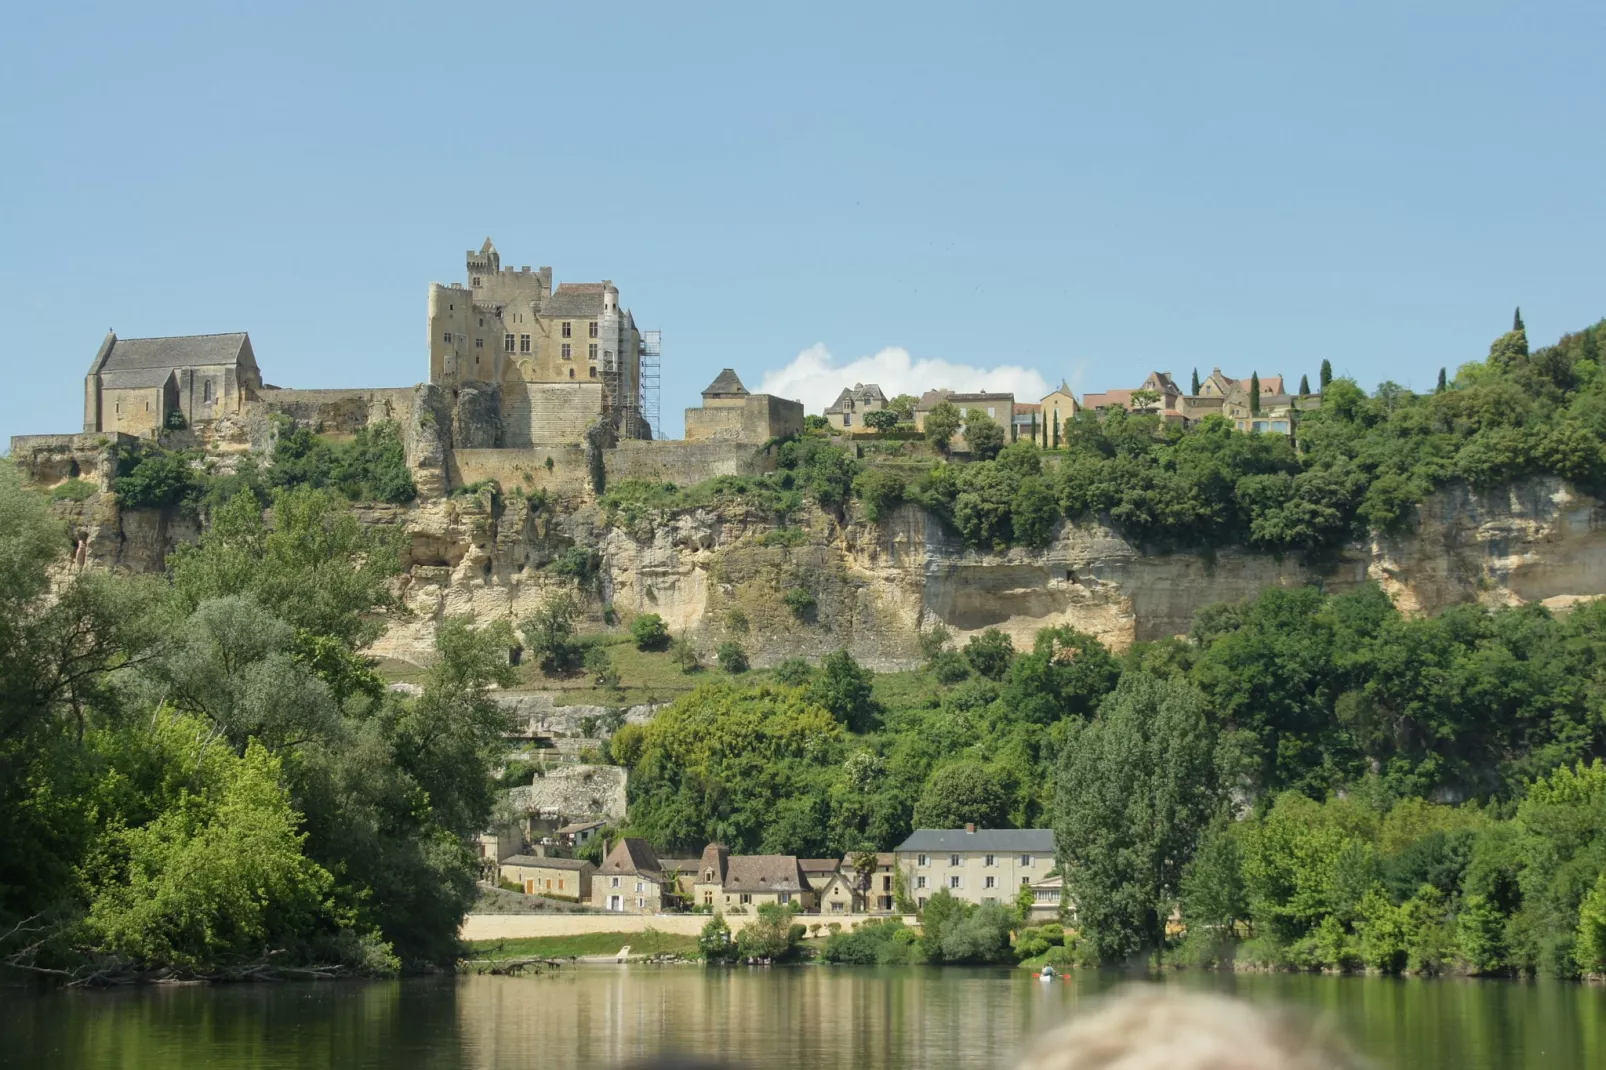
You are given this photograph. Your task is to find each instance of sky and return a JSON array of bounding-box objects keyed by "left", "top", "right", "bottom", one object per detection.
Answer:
[{"left": 2, "top": 0, "right": 1603, "bottom": 442}]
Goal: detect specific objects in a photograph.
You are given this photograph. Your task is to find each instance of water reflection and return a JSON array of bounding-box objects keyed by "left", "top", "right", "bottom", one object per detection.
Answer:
[{"left": 1, "top": 968, "right": 1602, "bottom": 1070}]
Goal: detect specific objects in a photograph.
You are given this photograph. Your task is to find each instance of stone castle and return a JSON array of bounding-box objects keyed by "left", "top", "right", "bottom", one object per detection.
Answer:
[{"left": 61, "top": 239, "right": 802, "bottom": 495}]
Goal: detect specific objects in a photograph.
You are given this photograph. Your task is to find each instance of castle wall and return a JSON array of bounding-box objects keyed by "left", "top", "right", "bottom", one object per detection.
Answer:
[
  {"left": 605, "top": 440, "right": 776, "bottom": 484},
  {"left": 7, "top": 433, "right": 135, "bottom": 488},
  {"left": 684, "top": 394, "right": 804, "bottom": 444},
  {"left": 253, "top": 387, "right": 421, "bottom": 436},
  {"left": 500, "top": 382, "right": 605, "bottom": 446},
  {"left": 683, "top": 404, "right": 744, "bottom": 442},
  {"left": 447, "top": 448, "right": 592, "bottom": 495},
  {"left": 101, "top": 386, "right": 167, "bottom": 437}
]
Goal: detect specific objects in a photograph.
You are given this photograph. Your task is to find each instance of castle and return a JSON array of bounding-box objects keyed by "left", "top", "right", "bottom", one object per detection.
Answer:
[{"left": 69, "top": 239, "right": 802, "bottom": 460}]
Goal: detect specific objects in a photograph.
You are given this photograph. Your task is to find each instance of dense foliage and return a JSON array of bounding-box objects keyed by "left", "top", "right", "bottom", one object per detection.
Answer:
[{"left": 0, "top": 468, "right": 511, "bottom": 979}]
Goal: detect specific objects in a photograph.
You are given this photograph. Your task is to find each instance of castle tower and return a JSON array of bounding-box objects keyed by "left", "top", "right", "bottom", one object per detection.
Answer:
[{"left": 467, "top": 238, "right": 499, "bottom": 288}]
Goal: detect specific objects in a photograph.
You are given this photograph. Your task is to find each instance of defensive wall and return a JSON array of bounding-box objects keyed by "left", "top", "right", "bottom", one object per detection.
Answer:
[
  {"left": 445, "top": 441, "right": 776, "bottom": 497},
  {"left": 253, "top": 386, "right": 424, "bottom": 436},
  {"left": 7, "top": 432, "right": 137, "bottom": 488},
  {"left": 460, "top": 911, "right": 913, "bottom": 941},
  {"left": 684, "top": 393, "right": 804, "bottom": 444}
]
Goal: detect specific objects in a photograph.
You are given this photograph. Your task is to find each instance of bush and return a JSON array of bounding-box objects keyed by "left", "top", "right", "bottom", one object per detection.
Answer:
[
  {"left": 772, "top": 657, "right": 814, "bottom": 685},
  {"left": 670, "top": 635, "right": 701, "bottom": 674},
  {"left": 929, "top": 649, "right": 971, "bottom": 684},
  {"left": 519, "top": 594, "right": 584, "bottom": 675},
  {"left": 583, "top": 645, "right": 620, "bottom": 688},
  {"left": 820, "top": 919, "right": 911, "bottom": 964},
  {"left": 630, "top": 613, "right": 671, "bottom": 651},
  {"left": 963, "top": 628, "right": 1016, "bottom": 680},
  {"left": 717, "top": 641, "right": 750, "bottom": 674},
  {"left": 783, "top": 587, "right": 816, "bottom": 618},
  {"left": 49, "top": 478, "right": 97, "bottom": 502},
  {"left": 114, "top": 447, "right": 202, "bottom": 510},
  {"left": 549, "top": 545, "right": 602, "bottom": 587},
  {"left": 735, "top": 903, "right": 802, "bottom": 961},
  {"left": 699, "top": 914, "right": 737, "bottom": 963}
]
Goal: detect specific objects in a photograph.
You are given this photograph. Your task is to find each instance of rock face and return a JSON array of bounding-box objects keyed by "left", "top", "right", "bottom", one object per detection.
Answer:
[
  {"left": 18, "top": 431, "right": 1606, "bottom": 669},
  {"left": 508, "top": 766, "right": 628, "bottom": 824}
]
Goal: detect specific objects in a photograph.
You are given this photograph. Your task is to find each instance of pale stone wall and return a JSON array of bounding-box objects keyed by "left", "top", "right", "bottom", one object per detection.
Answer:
[
  {"left": 605, "top": 440, "right": 775, "bottom": 485},
  {"left": 101, "top": 386, "right": 166, "bottom": 437},
  {"left": 501, "top": 382, "right": 605, "bottom": 446},
  {"left": 448, "top": 447, "right": 591, "bottom": 495},
  {"left": 684, "top": 394, "right": 803, "bottom": 443},
  {"left": 508, "top": 765, "right": 628, "bottom": 824},
  {"left": 459, "top": 911, "right": 912, "bottom": 941}
]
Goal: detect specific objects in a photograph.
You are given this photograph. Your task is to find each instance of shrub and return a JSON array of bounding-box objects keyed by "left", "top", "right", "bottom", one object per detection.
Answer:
[
  {"left": 699, "top": 914, "right": 737, "bottom": 963},
  {"left": 930, "top": 650, "right": 971, "bottom": 684},
  {"left": 519, "top": 594, "right": 584, "bottom": 675},
  {"left": 583, "top": 645, "right": 620, "bottom": 689},
  {"left": 630, "top": 613, "right": 671, "bottom": 651},
  {"left": 670, "top": 635, "right": 700, "bottom": 674},
  {"left": 772, "top": 657, "right": 814, "bottom": 685},
  {"left": 113, "top": 447, "right": 202, "bottom": 510},
  {"left": 549, "top": 545, "right": 602, "bottom": 587},
  {"left": 783, "top": 587, "right": 816, "bottom": 618},
  {"left": 50, "top": 478, "right": 97, "bottom": 502},
  {"left": 963, "top": 628, "right": 1016, "bottom": 680},
  {"left": 725, "top": 608, "right": 750, "bottom": 634},
  {"left": 717, "top": 641, "right": 750, "bottom": 674}
]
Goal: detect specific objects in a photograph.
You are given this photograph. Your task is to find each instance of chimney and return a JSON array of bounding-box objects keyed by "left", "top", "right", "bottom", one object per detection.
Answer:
[{"left": 965, "top": 823, "right": 976, "bottom": 834}]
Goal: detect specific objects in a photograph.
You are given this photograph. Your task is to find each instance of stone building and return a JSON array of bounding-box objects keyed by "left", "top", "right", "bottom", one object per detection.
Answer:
[
  {"left": 894, "top": 826, "right": 1055, "bottom": 911},
  {"left": 1038, "top": 382, "right": 1080, "bottom": 447},
  {"left": 593, "top": 837, "right": 674, "bottom": 914},
  {"left": 692, "top": 843, "right": 814, "bottom": 912},
  {"left": 83, "top": 331, "right": 262, "bottom": 437},
  {"left": 823, "top": 382, "right": 888, "bottom": 430},
  {"left": 427, "top": 238, "right": 651, "bottom": 446},
  {"left": 683, "top": 369, "right": 804, "bottom": 444},
  {"left": 499, "top": 855, "right": 595, "bottom": 901}
]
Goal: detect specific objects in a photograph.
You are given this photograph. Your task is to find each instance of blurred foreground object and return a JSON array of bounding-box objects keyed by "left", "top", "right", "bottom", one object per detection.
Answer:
[{"left": 1017, "top": 987, "right": 1365, "bottom": 1070}]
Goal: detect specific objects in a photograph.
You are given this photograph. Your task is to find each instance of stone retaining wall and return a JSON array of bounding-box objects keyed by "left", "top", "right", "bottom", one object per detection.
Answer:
[{"left": 460, "top": 911, "right": 912, "bottom": 940}]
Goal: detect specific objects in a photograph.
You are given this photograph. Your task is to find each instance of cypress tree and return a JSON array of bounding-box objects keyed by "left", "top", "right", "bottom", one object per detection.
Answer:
[
  {"left": 1436, "top": 367, "right": 1447, "bottom": 393},
  {"left": 1319, "top": 359, "right": 1333, "bottom": 391},
  {"left": 1190, "top": 368, "right": 1200, "bottom": 395},
  {"left": 1249, "top": 372, "right": 1261, "bottom": 414},
  {"left": 1298, "top": 373, "right": 1310, "bottom": 396},
  {"left": 1052, "top": 417, "right": 1060, "bottom": 449},
  {"left": 1514, "top": 306, "right": 1525, "bottom": 332},
  {"left": 1029, "top": 412, "right": 1037, "bottom": 446}
]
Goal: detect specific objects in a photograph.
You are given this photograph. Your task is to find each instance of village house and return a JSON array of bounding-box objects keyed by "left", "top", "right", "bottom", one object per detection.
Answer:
[
  {"left": 822, "top": 383, "right": 889, "bottom": 430},
  {"left": 499, "top": 855, "right": 595, "bottom": 902},
  {"left": 693, "top": 843, "right": 814, "bottom": 913},
  {"left": 1028, "top": 874, "right": 1067, "bottom": 922},
  {"left": 554, "top": 820, "right": 605, "bottom": 851},
  {"left": 593, "top": 837, "right": 677, "bottom": 913},
  {"left": 894, "top": 826, "right": 1056, "bottom": 911},
  {"left": 1037, "top": 382, "right": 1080, "bottom": 448}
]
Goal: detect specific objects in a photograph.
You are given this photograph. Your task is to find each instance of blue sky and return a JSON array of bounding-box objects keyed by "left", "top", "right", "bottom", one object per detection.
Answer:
[{"left": 3, "top": 0, "right": 1602, "bottom": 441}]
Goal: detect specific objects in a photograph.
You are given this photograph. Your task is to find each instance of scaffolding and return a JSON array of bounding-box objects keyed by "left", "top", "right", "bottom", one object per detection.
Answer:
[{"left": 640, "top": 330, "right": 662, "bottom": 439}]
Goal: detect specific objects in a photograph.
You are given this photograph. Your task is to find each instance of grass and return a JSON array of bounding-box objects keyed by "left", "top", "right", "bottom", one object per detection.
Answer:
[{"left": 466, "top": 930, "right": 698, "bottom": 960}]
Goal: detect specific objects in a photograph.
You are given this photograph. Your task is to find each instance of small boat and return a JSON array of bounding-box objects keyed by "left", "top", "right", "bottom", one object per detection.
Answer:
[{"left": 1036, "top": 965, "right": 1057, "bottom": 982}]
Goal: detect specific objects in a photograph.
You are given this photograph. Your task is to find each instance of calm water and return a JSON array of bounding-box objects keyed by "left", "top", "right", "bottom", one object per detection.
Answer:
[{"left": 3, "top": 968, "right": 1604, "bottom": 1069}]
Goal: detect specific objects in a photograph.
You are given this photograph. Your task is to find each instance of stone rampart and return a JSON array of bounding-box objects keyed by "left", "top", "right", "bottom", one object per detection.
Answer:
[
  {"left": 7, "top": 433, "right": 135, "bottom": 488},
  {"left": 604, "top": 440, "right": 775, "bottom": 485},
  {"left": 448, "top": 448, "right": 591, "bottom": 495},
  {"left": 254, "top": 387, "right": 420, "bottom": 436},
  {"left": 501, "top": 382, "right": 604, "bottom": 447}
]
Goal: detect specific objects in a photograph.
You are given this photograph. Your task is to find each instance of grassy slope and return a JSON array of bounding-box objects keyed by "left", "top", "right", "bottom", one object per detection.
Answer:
[{"left": 466, "top": 930, "right": 698, "bottom": 959}]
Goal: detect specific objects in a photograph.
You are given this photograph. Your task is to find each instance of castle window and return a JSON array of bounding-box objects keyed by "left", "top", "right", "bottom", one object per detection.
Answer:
[
  {"left": 203, "top": 381, "right": 212, "bottom": 402},
  {"left": 588, "top": 343, "right": 598, "bottom": 360},
  {"left": 561, "top": 343, "right": 572, "bottom": 360},
  {"left": 478, "top": 317, "right": 483, "bottom": 327},
  {"left": 589, "top": 321, "right": 599, "bottom": 338},
  {"left": 562, "top": 322, "right": 572, "bottom": 338},
  {"left": 475, "top": 338, "right": 484, "bottom": 349},
  {"left": 505, "top": 334, "right": 515, "bottom": 352},
  {"left": 443, "top": 332, "right": 452, "bottom": 344},
  {"left": 519, "top": 334, "right": 531, "bottom": 353},
  {"left": 569, "top": 368, "right": 575, "bottom": 379},
  {"left": 589, "top": 366, "right": 597, "bottom": 378},
  {"left": 472, "top": 277, "right": 480, "bottom": 287}
]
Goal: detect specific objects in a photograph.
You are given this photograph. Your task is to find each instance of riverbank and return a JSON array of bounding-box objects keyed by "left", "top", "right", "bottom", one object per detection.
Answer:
[{"left": 459, "top": 911, "right": 913, "bottom": 941}]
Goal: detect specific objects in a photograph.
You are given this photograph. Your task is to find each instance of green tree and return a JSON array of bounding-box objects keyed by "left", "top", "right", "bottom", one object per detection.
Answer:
[
  {"left": 1180, "top": 815, "right": 1247, "bottom": 934},
  {"left": 1054, "top": 673, "right": 1219, "bottom": 963},
  {"left": 888, "top": 394, "right": 918, "bottom": 419},
  {"left": 630, "top": 612, "right": 671, "bottom": 651},
  {"left": 1249, "top": 372, "right": 1261, "bottom": 414},
  {"left": 963, "top": 628, "right": 1016, "bottom": 680},
  {"left": 913, "top": 760, "right": 1011, "bottom": 829},
  {"left": 735, "top": 902, "right": 802, "bottom": 960},
  {"left": 1436, "top": 367, "right": 1447, "bottom": 393},
  {"left": 925, "top": 401, "right": 963, "bottom": 455},
  {"left": 1319, "top": 359, "right": 1332, "bottom": 391},
  {"left": 1011, "top": 476, "right": 1059, "bottom": 549},
  {"left": 521, "top": 593, "right": 584, "bottom": 674},
  {"left": 806, "top": 649, "right": 878, "bottom": 732},
  {"left": 863, "top": 409, "right": 901, "bottom": 434},
  {"left": 964, "top": 409, "right": 1006, "bottom": 460},
  {"left": 1298, "top": 373, "right": 1311, "bottom": 396},
  {"left": 699, "top": 913, "right": 737, "bottom": 962},
  {"left": 1191, "top": 368, "right": 1201, "bottom": 395},
  {"left": 717, "top": 641, "right": 750, "bottom": 674}
]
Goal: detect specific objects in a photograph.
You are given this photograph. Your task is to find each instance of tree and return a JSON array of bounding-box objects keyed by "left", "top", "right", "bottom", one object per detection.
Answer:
[
  {"left": 925, "top": 401, "right": 963, "bottom": 454},
  {"left": 803, "top": 414, "right": 830, "bottom": 432},
  {"left": 963, "top": 628, "right": 1016, "bottom": 680},
  {"left": 1130, "top": 389, "right": 1162, "bottom": 412},
  {"left": 699, "top": 913, "right": 737, "bottom": 962},
  {"left": 963, "top": 409, "right": 1005, "bottom": 460},
  {"left": 1436, "top": 367, "right": 1447, "bottom": 393},
  {"left": 887, "top": 394, "right": 918, "bottom": 419},
  {"left": 1191, "top": 368, "right": 1201, "bottom": 395},
  {"left": 863, "top": 409, "right": 901, "bottom": 434},
  {"left": 913, "top": 761, "right": 1010, "bottom": 829},
  {"left": 1054, "top": 672, "right": 1219, "bottom": 964},
  {"left": 669, "top": 634, "right": 700, "bottom": 674},
  {"left": 1319, "top": 359, "right": 1333, "bottom": 391},
  {"left": 1249, "top": 373, "right": 1261, "bottom": 415},
  {"left": 1011, "top": 476, "right": 1059, "bottom": 549},
  {"left": 735, "top": 902, "right": 802, "bottom": 960},
  {"left": 1514, "top": 306, "right": 1525, "bottom": 332},
  {"left": 805, "top": 649, "right": 877, "bottom": 732},
  {"left": 717, "top": 641, "right": 749, "bottom": 674},
  {"left": 520, "top": 594, "right": 584, "bottom": 674},
  {"left": 630, "top": 612, "right": 670, "bottom": 651},
  {"left": 1298, "top": 374, "right": 1310, "bottom": 396}
]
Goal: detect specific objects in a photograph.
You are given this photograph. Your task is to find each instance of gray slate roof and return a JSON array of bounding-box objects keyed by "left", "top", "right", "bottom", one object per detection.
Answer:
[
  {"left": 100, "top": 332, "right": 249, "bottom": 372},
  {"left": 99, "top": 368, "right": 179, "bottom": 389},
  {"left": 702, "top": 368, "right": 748, "bottom": 396},
  {"left": 894, "top": 828, "right": 1056, "bottom": 854},
  {"left": 502, "top": 855, "right": 594, "bottom": 870},
  {"left": 542, "top": 283, "right": 607, "bottom": 319}
]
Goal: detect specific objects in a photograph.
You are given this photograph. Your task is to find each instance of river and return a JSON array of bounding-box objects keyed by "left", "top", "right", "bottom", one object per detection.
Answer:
[{"left": 3, "top": 968, "right": 1603, "bottom": 1069}]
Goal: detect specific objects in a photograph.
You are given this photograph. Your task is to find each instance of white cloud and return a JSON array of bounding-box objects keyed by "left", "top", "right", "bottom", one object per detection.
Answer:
[{"left": 756, "top": 344, "right": 1054, "bottom": 413}]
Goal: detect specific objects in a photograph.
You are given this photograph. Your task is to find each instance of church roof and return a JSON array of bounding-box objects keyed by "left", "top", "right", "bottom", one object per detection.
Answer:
[
  {"left": 95, "top": 332, "right": 250, "bottom": 375},
  {"left": 702, "top": 369, "right": 748, "bottom": 396}
]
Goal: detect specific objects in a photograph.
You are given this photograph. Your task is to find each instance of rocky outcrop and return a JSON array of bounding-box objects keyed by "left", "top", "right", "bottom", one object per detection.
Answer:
[{"left": 508, "top": 766, "right": 628, "bottom": 823}]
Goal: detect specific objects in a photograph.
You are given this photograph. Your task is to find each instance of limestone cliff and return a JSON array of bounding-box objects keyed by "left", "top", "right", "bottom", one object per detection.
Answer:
[{"left": 15, "top": 430, "right": 1606, "bottom": 668}]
